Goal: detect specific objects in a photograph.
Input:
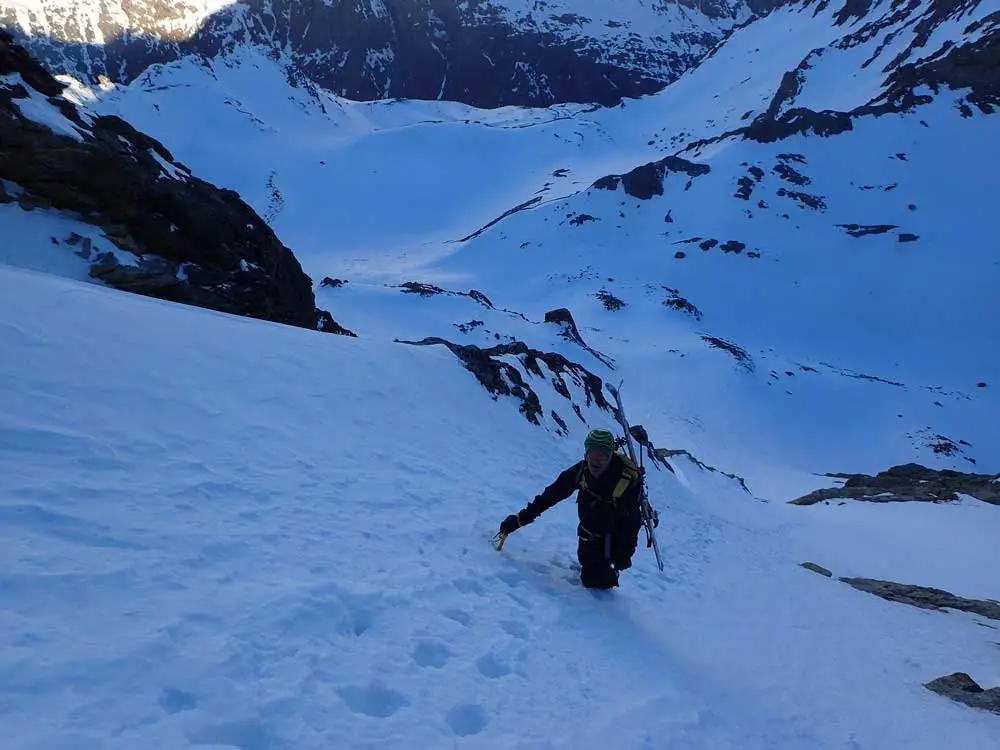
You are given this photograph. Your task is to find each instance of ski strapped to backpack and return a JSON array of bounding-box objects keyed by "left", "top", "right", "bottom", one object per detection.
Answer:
[{"left": 608, "top": 381, "right": 665, "bottom": 573}]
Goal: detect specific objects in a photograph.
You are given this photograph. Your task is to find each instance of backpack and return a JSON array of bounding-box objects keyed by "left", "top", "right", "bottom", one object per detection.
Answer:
[{"left": 577, "top": 451, "right": 640, "bottom": 506}]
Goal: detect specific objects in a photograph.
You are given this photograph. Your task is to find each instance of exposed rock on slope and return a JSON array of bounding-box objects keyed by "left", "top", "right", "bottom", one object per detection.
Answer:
[
  {"left": 854, "top": 2, "right": 1000, "bottom": 117},
  {"left": 839, "top": 578, "right": 1000, "bottom": 620},
  {"left": 0, "top": 29, "right": 351, "bottom": 335},
  {"left": 593, "top": 156, "right": 711, "bottom": 200},
  {"left": 543, "top": 307, "right": 614, "bottom": 368},
  {"left": 788, "top": 463, "right": 1000, "bottom": 505},
  {"left": 800, "top": 565, "right": 1000, "bottom": 716},
  {"left": 925, "top": 673, "right": 1000, "bottom": 716},
  {"left": 396, "top": 335, "right": 610, "bottom": 431}
]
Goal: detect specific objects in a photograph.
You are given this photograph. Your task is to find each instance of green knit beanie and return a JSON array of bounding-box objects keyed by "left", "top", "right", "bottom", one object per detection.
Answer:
[{"left": 584, "top": 428, "right": 616, "bottom": 454}]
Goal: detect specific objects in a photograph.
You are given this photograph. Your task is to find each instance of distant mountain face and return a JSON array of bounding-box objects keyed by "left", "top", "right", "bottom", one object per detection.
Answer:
[{"left": 0, "top": 0, "right": 770, "bottom": 107}]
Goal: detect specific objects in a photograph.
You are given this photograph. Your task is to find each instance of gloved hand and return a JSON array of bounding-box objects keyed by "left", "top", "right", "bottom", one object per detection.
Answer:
[{"left": 499, "top": 514, "right": 521, "bottom": 535}]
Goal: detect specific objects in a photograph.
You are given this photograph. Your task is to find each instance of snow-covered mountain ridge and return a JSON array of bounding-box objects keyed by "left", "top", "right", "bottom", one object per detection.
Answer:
[{"left": 1, "top": 0, "right": 764, "bottom": 107}]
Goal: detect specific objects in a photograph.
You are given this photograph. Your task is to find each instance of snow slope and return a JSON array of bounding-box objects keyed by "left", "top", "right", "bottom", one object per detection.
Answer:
[
  {"left": 3, "top": 0, "right": 1000, "bottom": 746},
  {"left": 2, "top": 264, "right": 1000, "bottom": 750},
  {"left": 79, "top": 0, "right": 1000, "bottom": 483}
]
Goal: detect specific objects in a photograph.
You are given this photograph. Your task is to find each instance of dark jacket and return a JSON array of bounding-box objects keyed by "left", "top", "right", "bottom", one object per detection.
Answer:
[{"left": 517, "top": 453, "right": 642, "bottom": 547}]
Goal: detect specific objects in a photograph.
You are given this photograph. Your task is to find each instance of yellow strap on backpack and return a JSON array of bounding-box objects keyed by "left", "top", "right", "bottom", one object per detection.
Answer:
[{"left": 579, "top": 452, "right": 638, "bottom": 506}]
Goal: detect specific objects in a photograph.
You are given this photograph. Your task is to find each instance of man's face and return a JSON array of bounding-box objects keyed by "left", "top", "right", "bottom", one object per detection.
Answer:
[{"left": 585, "top": 448, "right": 611, "bottom": 477}]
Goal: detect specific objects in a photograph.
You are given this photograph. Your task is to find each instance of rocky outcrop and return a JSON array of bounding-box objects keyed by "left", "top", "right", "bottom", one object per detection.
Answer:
[
  {"left": 0, "top": 29, "right": 351, "bottom": 334},
  {"left": 789, "top": 463, "right": 1000, "bottom": 506},
  {"left": 741, "top": 57, "right": 856, "bottom": 143},
  {"left": 800, "top": 562, "right": 833, "bottom": 577},
  {"left": 702, "top": 335, "right": 755, "bottom": 373},
  {"left": 2, "top": 0, "right": 747, "bottom": 109},
  {"left": 601, "top": 388, "right": 756, "bottom": 493},
  {"left": 797, "top": 562, "right": 1000, "bottom": 619},
  {"left": 595, "top": 289, "right": 626, "bottom": 311},
  {"left": 593, "top": 156, "right": 711, "bottom": 200},
  {"left": 925, "top": 673, "right": 1000, "bottom": 716},
  {"left": 836, "top": 223, "right": 898, "bottom": 237},
  {"left": 394, "top": 281, "right": 494, "bottom": 309},
  {"left": 666, "top": 1, "right": 999, "bottom": 157},
  {"left": 395, "top": 336, "right": 610, "bottom": 429},
  {"left": 543, "top": 307, "right": 614, "bottom": 368},
  {"left": 655, "top": 446, "right": 755, "bottom": 494},
  {"left": 742, "top": 14, "right": 1000, "bottom": 142},
  {"left": 746, "top": 106, "right": 854, "bottom": 143},
  {"left": 840, "top": 578, "right": 1000, "bottom": 620},
  {"left": 860, "top": 19, "right": 1000, "bottom": 117},
  {"left": 662, "top": 287, "right": 703, "bottom": 320}
]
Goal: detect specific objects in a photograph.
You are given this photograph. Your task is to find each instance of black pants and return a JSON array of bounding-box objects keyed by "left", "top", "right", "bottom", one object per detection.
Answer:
[
  {"left": 577, "top": 537, "right": 619, "bottom": 589},
  {"left": 577, "top": 509, "right": 642, "bottom": 588}
]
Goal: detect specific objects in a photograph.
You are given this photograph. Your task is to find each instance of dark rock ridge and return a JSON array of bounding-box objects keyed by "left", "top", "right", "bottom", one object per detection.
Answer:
[
  {"left": 593, "top": 156, "right": 711, "bottom": 200},
  {"left": 0, "top": 30, "right": 349, "bottom": 334},
  {"left": 543, "top": 307, "right": 614, "bottom": 368},
  {"left": 2, "top": 0, "right": 749, "bottom": 109},
  {"left": 394, "top": 281, "right": 494, "bottom": 309},
  {"left": 860, "top": 14, "right": 1000, "bottom": 117},
  {"left": 602, "top": 387, "right": 755, "bottom": 494},
  {"left": 702, "top": 335, "right": 755, "bottom": 372},
  {"left": 595, "top": 288, "right": 626, "bottom": 311},
  {"left": 797, "top": 562, "right": 1000, "bottom": 619},
  {"left": 666, "top": 1, "right": 1000, "bottom": 157},
  {"left": 925, "top": 673, "right": 1000, "bottom": 716},
  {"left": 662, "top": 287, "right": 703, "bottom": 320},
  {"left": 836, "top": 223, "right": 898, "bottom": 237},
  {"left": 789, "top": 463, "right": 1000, "bottom": 505},
  {"left": 624, "top": 421, "right": 755, "bottom": 495},
  {"left": 799, "top": 564, "right": 1000, "bottom": 717},
  {"left": 744, "top": 60, "right": 855, "bottom": 143},
  {"left": 459, "top": 195, "right": 544, "bottom": 242},
  {"left": 840, "top": 577, "right": 1000, "bottom": 620},
  {"left": 395, "top": 336, "right": 610, "bottom": 430},
  {"left": 905, "top": 429, "right": 976, "bottom": 465},
  {"left": 656, "top": 445, "right": 755, "bottom": 495}
]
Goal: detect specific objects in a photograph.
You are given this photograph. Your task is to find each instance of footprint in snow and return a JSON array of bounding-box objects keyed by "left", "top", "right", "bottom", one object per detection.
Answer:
[
  {"left": 506, "top": 591, "right": 531, "bottom": 610},
  {"left": 445, "top": 703, "right": 489, "bottom": 736},
  {"left": 452, "top": 578, "right": 485, "bottom": 595},
  {"left": 412, "top": 639, "right": 452, "bottom": 669},
  {"left": 186, "top": 717, "right": 275, "bottom": 750},
  {"left": 475, "top": 652, "right": 511, "bottom": 679},
  {"left": 159, "top": 687, "right": 199, "bottom": 714},
  {"left": 274, "top": 587, "right": 376, "bottom": 638},
  {"left": 338, "top": 684, "right": 410, "bottom": 719},
  {"left": 500, "top": 619, "right": 529, "bottom": 639},
  {"left": 442, "top": 607, "right": 472, "bottom": 627},
  {"left": 494, "top": 569, "right": 525, "bottom": 588}
]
